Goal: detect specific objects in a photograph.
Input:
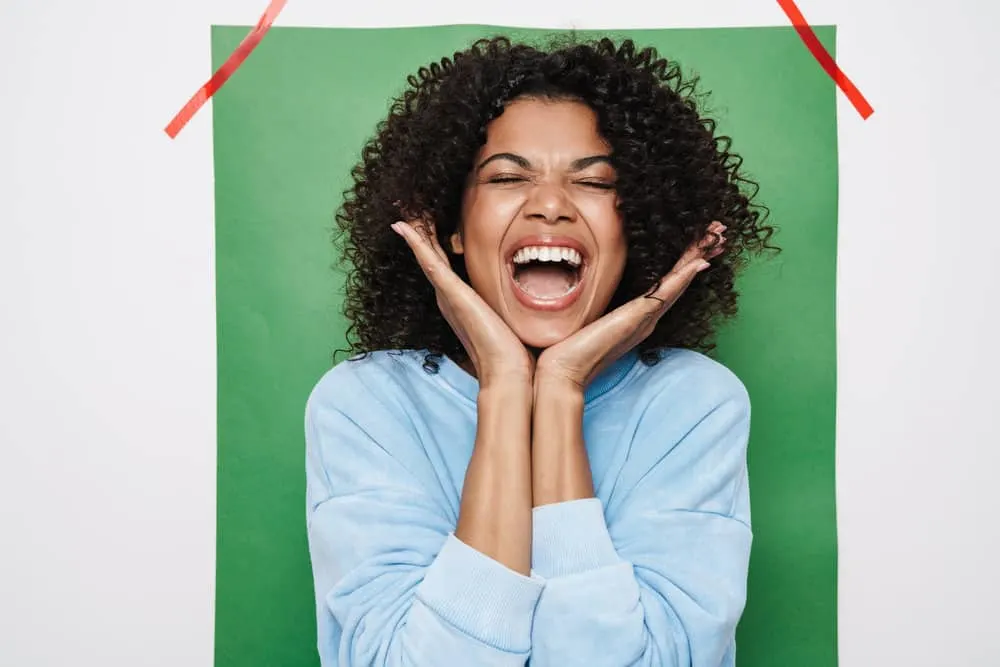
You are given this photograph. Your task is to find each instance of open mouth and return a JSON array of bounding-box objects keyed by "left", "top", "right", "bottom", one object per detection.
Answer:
[{"left": 507, "top": 239, "right": 588, "bottom": 311}]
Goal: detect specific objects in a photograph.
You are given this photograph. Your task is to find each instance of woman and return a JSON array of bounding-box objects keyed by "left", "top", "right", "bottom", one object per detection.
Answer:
[{"left": 305, "top": 36, "right": 774, "bottom": 666}]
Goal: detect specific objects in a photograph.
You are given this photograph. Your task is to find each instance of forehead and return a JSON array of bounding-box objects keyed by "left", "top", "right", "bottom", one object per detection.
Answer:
[{"left": 481, "top": 98, "right": 610, "bottom": 154}]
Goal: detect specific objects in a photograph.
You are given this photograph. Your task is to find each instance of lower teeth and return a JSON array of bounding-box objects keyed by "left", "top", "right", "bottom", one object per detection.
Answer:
[
  {"left": 514, "top": 279, "right": 579, "bottom": 299},
  {"left": 511, "top": 261, "right": 581, "bottom": 300}
]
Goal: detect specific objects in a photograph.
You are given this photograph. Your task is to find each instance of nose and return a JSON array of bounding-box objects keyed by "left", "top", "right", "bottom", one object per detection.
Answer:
[{"left": 523, "top": 182, "right": 576, "bottom": 225}]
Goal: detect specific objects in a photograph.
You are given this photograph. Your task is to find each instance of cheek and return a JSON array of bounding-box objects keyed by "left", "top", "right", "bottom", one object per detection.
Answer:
[
  {"left": 468, "top": 188, "right": 524, "bottom": 221},
  {"left": 583, "top": 201, "right": 627, "bottom": 263},
  {"left": 459, "top": 194, "right": 517, "bottom": 280}
]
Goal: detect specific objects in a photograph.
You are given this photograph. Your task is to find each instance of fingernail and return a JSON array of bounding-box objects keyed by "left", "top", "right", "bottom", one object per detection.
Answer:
[
  {"left": 698, "top": 260, "right": 711, "bottom": 271},
  {"left": 390, "top": 222, "right": 404, "bottom": 235}
]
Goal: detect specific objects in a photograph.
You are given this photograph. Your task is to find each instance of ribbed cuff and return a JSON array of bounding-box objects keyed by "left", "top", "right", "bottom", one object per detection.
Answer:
[
  {"left": 532, "top": 498, "right": 621, "bottom": 578},
  {"left": 417, "top": 534, "right": 544, "bottom": 652}
]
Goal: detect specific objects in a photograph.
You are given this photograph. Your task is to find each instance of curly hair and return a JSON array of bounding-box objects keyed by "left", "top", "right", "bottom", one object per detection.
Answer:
[{"left": 334, "top": 35, "right": 776, "bottom": 366}]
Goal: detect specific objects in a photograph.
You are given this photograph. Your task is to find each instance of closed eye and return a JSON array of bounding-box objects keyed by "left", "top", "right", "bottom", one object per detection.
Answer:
[
  {"left": 576, "top": 180, "right": 616, "bottom": 190},
  {"left": 488, "top": 175, "right": 529, "bottom": 184}
]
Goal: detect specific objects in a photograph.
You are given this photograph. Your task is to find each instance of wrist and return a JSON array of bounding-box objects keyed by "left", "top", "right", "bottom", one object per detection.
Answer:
[
  {"left": 479, "top": 364, "right": 534, "bottom": 392},
  {"left": 478, "top": 376, "right": 534, "bottom": 407},
  {"left": 533, "top": 372, "right": 586, "bottom": 402}
]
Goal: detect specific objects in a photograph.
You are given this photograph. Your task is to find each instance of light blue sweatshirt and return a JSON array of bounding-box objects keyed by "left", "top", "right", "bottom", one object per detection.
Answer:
[{"left": 305, "top": 347, "right": 752, "bottom": 667}]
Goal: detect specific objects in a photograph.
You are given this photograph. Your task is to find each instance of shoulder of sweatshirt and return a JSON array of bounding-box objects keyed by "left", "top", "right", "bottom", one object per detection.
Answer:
[
  {"left": 303, "top": 350, "right": 456, "bottom": 482},
  {"left": 633, "top": 347, "right": 750, "bottom": 411},
  {"left": 306, "top": 349, "right": 435, "bottom": 415},
  {"left": 596, "top": 349, "right": 752, "bottom": 512}
]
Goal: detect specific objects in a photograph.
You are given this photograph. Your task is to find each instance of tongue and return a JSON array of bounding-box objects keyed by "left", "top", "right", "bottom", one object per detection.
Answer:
[{"left": 516, "top": 265, "right": 575, "bottom": 299}]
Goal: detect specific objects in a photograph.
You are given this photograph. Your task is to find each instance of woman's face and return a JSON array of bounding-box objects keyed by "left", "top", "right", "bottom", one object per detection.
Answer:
[{"left": 451, "top": 97, "right": 627, "bottom": 349}]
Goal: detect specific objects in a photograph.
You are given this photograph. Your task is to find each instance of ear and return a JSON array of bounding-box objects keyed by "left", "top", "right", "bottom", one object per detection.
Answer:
[{"left": 449, "top": 231, "right": 465, "bottom": 255}]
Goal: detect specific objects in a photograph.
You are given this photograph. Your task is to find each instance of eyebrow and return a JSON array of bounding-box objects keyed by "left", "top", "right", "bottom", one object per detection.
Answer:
[{"left": 476, "top": 152, "right": 614, "bottom": 173}]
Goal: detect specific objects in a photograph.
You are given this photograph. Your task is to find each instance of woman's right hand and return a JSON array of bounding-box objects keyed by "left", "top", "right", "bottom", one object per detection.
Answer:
[{"left": 391, "top": 219, "right": 535, "bottom": 388}]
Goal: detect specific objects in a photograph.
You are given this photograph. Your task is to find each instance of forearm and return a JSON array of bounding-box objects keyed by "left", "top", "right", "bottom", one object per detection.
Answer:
[
  {"left": 532, "top": 378, "right": 594, "bottom": 507},
  {"left": 455, "top": 380, "right": 534, "bottom": 574}
]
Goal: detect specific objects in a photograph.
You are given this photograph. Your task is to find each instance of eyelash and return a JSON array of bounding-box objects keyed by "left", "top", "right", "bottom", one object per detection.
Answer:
[{"left": 487, "top": 175, "right": 615, "bottom": 190}]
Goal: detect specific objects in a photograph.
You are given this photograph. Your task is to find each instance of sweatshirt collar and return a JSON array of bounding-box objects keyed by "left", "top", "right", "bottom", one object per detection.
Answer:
[{"left": 435, "top": 350, "right": 639, "bottom": 405}]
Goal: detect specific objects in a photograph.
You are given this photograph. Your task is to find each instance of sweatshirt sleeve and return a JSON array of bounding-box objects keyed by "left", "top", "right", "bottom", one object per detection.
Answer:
[
  {"left": 305, "top": 387, "right": 543, "bottom": 667},
  {"left": 529, "top": 382, "right": 752, "bottom": 667}
]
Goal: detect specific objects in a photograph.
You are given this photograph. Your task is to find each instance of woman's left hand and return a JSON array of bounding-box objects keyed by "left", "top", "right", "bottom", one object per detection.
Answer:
[{"left": 535, "top": 221, "right": 727, "bottom": 390}]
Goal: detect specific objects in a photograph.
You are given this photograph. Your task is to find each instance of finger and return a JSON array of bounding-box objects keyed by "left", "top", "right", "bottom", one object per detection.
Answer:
[
  {"left": 702, "top": 221, "right": 726, "bottom": 248},
  {"left": 698, "top": 221, "right": 727, "bottom": 251},
  {"left": 671, "top": 226, "right": 721, "bottom": 270},
  {"left": 706, "top": 236, "right": 726, "bottom": 260},
  {"left": 646, "top": 255, "right": 710, "bottom": 310},
  {"left": 704, "top": 222, "right": 727, "bottom": 260},
  {"left": 650, "top": 222, "right": 724, "bottom": 308},
  {"left": 391, "top": 221, "right": 459, "bottom": 288},
  {"left": 706, "top": 220, "right": 726, "bottom": 237},
  {"left": 678, "top": 221, "right": 727, "bottom": 260},
  {"left": 409, "top": 218, "right": 450, "bottom": 264}
]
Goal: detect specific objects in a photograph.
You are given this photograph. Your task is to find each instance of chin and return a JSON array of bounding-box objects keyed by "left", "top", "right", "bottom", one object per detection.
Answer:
[{"left": 508, "top": 318, "right": 582, "bottom": 350}]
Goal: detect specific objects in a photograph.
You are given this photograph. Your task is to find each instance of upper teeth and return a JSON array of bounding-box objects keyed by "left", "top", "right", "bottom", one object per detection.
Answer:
[{"left": 512, "top": 246, "right": 583, "bottom": 267}]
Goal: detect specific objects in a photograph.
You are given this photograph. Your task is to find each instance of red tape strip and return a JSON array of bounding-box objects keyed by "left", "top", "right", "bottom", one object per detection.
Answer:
[
  {"left": 777, "top": 0, "right": 874, "bottom": 119},
  {"left": 166, "top": 0, "right": 870, "bottom": 135},
  {"left": 165, "top": 0, "right": 287, "bottom": 138}
]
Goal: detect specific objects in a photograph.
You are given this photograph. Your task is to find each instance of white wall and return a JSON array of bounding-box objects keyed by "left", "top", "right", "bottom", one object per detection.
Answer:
[{"left": 1, "top": 0, "right": 998, "bottom": 664}]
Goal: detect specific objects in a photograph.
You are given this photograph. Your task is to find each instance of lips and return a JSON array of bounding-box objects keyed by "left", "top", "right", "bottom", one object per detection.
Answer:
[{"left": 505, "top": 235, "right": 590, "bottom": 312}]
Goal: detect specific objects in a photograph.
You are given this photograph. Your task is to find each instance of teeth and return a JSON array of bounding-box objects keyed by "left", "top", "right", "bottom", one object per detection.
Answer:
[{"left": 512, "top": 246, "right": 583, "bottom": 267}]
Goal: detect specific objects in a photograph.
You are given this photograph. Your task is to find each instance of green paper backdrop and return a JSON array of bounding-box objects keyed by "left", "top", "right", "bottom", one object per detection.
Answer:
[{"left": 211, "top": 24, "right": 838, "bottom": 666}]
